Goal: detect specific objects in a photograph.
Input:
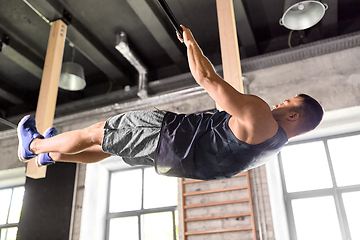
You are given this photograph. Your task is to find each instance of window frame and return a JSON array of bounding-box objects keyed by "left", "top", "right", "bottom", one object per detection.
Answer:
[
  {"left": 105, "top": 166, "right": 178, "bottom": 240},
  {"left": 278, "top": 131, "right": 360, "bottom": 240},
  {"left": 0, "top": 167, "right": 26, "bottom": 240},
  {"left": 0, "top": 186, "right": 25, "bottom": 231}
]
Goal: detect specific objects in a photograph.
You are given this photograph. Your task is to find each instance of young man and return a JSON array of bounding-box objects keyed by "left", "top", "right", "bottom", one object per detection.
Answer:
[{"left": 17, "top": 26, "right": 324, "bottom": 180}]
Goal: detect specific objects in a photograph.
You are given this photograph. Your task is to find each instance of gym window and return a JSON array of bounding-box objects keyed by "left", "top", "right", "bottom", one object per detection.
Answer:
[
  {"left": 0, "top": 167, "right": 26, "bottom": 240},
  {"left": 106, "top": 166, "right": 179, "bottom": 240},
  {"left": 278, "top": 132, "right": 360, "bottom": 240}
]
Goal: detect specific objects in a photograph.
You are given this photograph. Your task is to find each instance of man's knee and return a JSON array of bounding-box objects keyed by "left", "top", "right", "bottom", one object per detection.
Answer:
[{"left": 86, "top": 122, "right": 105, "bottom": 145}]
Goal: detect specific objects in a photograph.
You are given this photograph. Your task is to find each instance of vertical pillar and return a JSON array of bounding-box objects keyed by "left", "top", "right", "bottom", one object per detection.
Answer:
[
  {"left": 26, "top": 20, "right": 67, "bottom": 179},
  {"left": 216, "top": 0, "right": 244, "bottom": 93},
  {"left": 216, "top": 1, "right": 257, "bottom": 240}
]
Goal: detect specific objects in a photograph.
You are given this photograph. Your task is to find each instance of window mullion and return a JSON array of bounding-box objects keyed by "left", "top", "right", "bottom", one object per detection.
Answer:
[
  {"left": 140, "top": 168, "right": 145, "bottom": 240},
  {"left": 323, "top": 140, "right": 338, "bottom": 188},
  {"left": 6, "top": 188, "right": 14, "bottom": 225},
  {"left": 105, "top": 170, "right": 113, "bottom": 240},
  {"left": 278, "top": 153, "right": 298, "bottom": 240},
  {"left": 108, "top": 206, "right": 177, "bottom": 219},
  {"left": 324, "top": 140, "right": 351, "bottom": 240},
  {"left": 286, "top": 188, "right": 334, "bottom": 200},
  {"left": 172, "top": 210, "right": 176, "bottom": 240}
]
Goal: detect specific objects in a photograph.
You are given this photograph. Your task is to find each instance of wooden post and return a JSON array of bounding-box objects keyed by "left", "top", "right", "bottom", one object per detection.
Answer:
[
  {"left": 216, "top": 1, "right": 257, "bottom": 240},
  {"left": 26, "top": 20, "right": 67, "bottom": 179},
  {"left": 216, "top": 0, "right": 244, "bottom": 94}
]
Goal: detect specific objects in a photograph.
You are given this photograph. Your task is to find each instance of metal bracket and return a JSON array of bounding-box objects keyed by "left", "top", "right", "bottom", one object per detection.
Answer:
[
  {"left": 0, "top": 34, "right": 10, "bottom": 52},
  {"left": 62, "top": 9, "right": 72, "bottom": 25}
]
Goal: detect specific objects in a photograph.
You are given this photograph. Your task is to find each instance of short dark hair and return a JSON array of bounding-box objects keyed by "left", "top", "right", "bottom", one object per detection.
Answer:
[{"left": 294, "top": 94, "right": 324, "bottom": 134}]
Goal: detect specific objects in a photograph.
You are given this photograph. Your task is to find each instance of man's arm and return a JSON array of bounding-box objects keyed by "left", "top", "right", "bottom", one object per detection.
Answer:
[
  {"left": 179, "top": 26, "right": 278, "bottom": 142},
  {"left": 180, "top": 27, "right": 269, "bottom": 118}
]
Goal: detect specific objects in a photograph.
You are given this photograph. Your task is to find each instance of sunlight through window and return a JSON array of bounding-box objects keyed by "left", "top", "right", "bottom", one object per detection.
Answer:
[
  {"left": 342, "top": 191, "right": 360, "bottom": 240},
  {"left": 108, "top": 167, "right": 178, "bottom": 240},
  {"left": 109, "top": 169, "right": 142, "bottom": 212},
  {"left": 142, "top": 212, "right": 174, "bottom": 239},
  {"left": 281, "top": 141, "right": 332, "bottom": 192},
  {"left": 292, "top": 196, "right": 342, "bottom": 240},
  {"left": 143, "top": 168, "right": 177, "bottom": 209},
  {"left": 109, "top": 216, "right": 138, "bottom": 240},
  {"left": 328, "top": 135, "right": 360, "bottom": 187}
]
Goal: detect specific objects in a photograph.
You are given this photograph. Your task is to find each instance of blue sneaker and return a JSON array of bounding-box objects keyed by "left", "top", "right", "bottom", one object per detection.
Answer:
[
  {"left": 17, "top": 115, "right": 44, "bottom": 162},
  {"left": 36, "top": 127, "right": 57, "bottom": 167}
]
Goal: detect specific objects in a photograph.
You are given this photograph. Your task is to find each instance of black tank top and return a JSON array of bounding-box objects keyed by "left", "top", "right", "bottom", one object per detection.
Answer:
[{"left": 154, "top": 111, "right": 288, "bottom": 180}]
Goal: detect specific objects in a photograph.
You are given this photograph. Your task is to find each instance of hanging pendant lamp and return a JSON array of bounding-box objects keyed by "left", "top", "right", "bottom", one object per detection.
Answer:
[
  {"left": 280, "top": 0, "right": 328, "bottom": 30},
  {"left": 59, "top": 44, "right": 86, "bottom": 91}
]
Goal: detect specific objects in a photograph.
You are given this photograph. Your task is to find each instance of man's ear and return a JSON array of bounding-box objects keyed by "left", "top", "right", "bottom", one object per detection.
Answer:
[{"left": 286, "top": 112, "right": 299, "bottom": 121}]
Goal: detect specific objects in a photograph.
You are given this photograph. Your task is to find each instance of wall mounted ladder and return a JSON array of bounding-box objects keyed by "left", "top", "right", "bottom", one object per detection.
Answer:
[{"left": 181, "top": 172, "right": 257, "bottom": 239}]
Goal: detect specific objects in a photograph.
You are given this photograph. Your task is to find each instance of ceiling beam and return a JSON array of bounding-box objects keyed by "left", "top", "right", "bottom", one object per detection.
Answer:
[
  {"left": 321, "top": 0, "right": 338, "bottom": 37},
  {"left": 24, "top": 0, "right": 133, "bottom": 85},
  {"left": 233, "top": 0, "right": 259, "bottom": 57},
  {"left": 1, "top": 43, "right": 43, "bottom": 79},
  {"left": 0, "top": 87, "right": 24, "bottom": 105},
  {"left": 126, "top": 0, "right": 187, "bottom": 71},
  {"left": 0, "top": 117, "right": 17, "bottom": 129}
]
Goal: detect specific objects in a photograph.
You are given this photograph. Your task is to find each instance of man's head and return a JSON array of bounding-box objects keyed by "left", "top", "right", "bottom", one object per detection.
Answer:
[{"left": 272, "top": 94, "right": 324, "bottom": 136}]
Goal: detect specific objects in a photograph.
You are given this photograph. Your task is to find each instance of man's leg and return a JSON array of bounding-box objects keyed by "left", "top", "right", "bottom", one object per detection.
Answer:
[
  {"left": 49, "top": 145, "right": 112, "bottom": 164},
  {"left": 30, "top": 122, "right": 105, "bottom": 155}
]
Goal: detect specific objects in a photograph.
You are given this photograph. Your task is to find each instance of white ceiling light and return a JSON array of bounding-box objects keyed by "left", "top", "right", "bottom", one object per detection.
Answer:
[
  {"left": 59, "top": 43, "right": 86, "bottom": 91},
  {"left": 280, "top": 0, "right": 328, "bottom": 30}
]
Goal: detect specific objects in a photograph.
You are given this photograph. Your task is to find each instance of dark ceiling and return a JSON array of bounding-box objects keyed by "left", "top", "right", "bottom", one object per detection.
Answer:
[{"left": 0, "top": 0, "right": 360, "bottom": 131}]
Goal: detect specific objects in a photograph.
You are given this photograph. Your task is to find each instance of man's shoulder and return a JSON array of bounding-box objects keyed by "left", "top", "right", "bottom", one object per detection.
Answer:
[{"left": 230, "top": 96, "right": 279, "bottom": 144}]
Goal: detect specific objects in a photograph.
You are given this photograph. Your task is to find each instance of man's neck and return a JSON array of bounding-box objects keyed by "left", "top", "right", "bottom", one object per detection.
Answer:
[{"left": 276, "top": 121, "right": 295, "bottom": 139}]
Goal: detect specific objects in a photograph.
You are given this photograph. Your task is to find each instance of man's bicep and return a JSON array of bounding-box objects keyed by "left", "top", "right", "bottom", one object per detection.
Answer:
[
  {"left": 208, "top": 82, "right": 271, "bottom": 119},
  {"left": 202, "top": 78, "right": 243, "bottom": 111},
  {"left": 204, "top": 79, "right": 250, "bottom": 113}
]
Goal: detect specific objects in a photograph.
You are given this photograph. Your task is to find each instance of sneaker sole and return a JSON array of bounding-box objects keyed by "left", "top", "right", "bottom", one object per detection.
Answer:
[
  {"left": 35, "top": 155, "right": 45, "bottom": 167},
  {"left": 36, "top": 127, "right": 57, "bottom": 167},
  {"left": 17, "top": 115, "right": 31, "bottom": 162}
]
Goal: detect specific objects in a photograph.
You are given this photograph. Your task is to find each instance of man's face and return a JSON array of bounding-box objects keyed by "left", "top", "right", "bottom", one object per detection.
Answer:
[
  {"left": 272, "top": 96, "right": 302, "bottom": 110},
  {"left": 272, "top": 96, "right": 303, "bottom": 120}
]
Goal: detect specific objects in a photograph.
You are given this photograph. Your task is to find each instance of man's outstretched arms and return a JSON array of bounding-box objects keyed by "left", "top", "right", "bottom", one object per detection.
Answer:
[{"left": 179, "top": 25, "right": 278, "bottom": 142}]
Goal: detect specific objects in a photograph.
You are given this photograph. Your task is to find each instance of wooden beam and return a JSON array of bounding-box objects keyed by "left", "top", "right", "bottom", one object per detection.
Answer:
[
  {"left": 184, "top": 199, "right": 250, "bottom": 209},
  {"left": 26, "top": 20, "right": 67, "bottom": 179},
  {"left": 183, "top": 186, "right": 248, "bottom": 197},
  {"left": 183, "top": 172, "right": 247, "bottom": 184},
  {"left": 216, "top": 0, "right": 244, "bottom": 95},
  {"left": 185, "top": 227, "right": 253, "bottom": 236},
  {"left": 215, "top": 2, "right": 257, "bottom": 240},
  {"left": 246, "top": 171, "right": 258, "bottom": 240}
]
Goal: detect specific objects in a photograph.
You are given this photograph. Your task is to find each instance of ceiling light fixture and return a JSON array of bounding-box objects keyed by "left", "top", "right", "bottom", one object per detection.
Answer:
[
  {"left": 280, "top": 0, "right": 328, "bottom": 30},
  {"left": 59, "top": 43, "right": 86, "bottom": 91}
]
